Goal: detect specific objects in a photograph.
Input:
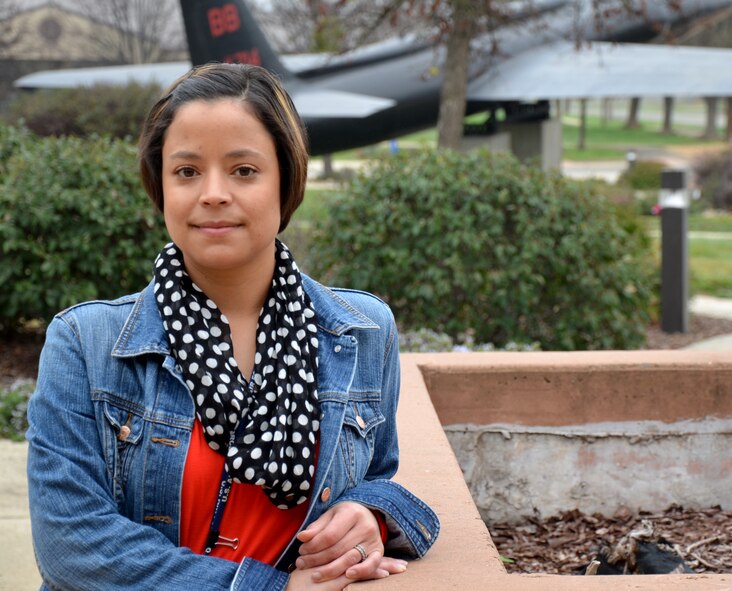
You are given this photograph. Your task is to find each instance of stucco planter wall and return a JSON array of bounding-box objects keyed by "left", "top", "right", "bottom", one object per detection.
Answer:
[{"left": 421, "top": 351, "right": 732, "bottom": 523}]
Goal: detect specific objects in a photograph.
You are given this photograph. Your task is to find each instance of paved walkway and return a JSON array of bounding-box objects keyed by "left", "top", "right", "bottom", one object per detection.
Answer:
[
  {"left": 0, "top": 440, "right": 37, "bottom": 591},
  {"left": 687, "top": 295, "right": 732, "bottom": 350}
]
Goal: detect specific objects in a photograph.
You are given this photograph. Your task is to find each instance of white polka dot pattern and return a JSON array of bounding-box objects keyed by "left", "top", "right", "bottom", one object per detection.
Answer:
[{"left": 153, "top": 240, "right": 319, "bottom": 509}]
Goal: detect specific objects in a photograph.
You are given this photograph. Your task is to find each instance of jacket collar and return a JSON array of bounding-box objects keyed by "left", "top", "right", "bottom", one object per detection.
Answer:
[
  {"left": 112, "top": 275, "right": 378, "bottom": 358},
  {"left": 302, "top": 275, "right": 378, "bottom": 335}
]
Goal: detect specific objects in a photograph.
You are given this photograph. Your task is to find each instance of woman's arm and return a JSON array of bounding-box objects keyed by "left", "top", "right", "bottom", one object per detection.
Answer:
[
  {"left": 295, "top": 307, "right": 439, "bottom": 580},
  {"left": 27, "top": 315, "right": 289, "bottom": 591}
]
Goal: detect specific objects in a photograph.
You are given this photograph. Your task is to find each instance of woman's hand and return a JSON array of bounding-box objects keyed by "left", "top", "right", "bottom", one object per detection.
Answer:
[
  {"left": 285, "top": 560, "right": 407, "bottom": 591},
  {"left": 295, "top": 502, "right": 407, "bottom": 582},
  {"left": 285, "top": 568, "right": 351, "bottom": 591}
]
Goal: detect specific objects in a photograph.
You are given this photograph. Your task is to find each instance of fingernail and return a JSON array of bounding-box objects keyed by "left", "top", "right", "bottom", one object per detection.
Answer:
[
  {"left": 346, "top": 568, "right": 357, "bottom": 579},
  {"left": 295, "top": 558, "right": 305, "bottom": 569},
  {"left": 312, "top": 572, "right": 322, "bottom": 582},
  {"left": 394, "top": 563, "right": 407, "bottom": 573},
  {"left": 378, "top": 570, "right": 390, "bottom": 578}
]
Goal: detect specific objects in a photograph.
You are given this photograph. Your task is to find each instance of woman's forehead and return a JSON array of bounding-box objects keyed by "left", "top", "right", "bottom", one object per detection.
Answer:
[{"left": 163, "top": 99, "right": 273, "bottom": 151}]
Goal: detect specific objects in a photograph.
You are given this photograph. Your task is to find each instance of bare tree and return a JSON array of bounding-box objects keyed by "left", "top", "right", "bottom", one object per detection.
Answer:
[
  {"left": 436, "top": 0, "right": 477, "bottom": 149},
  {"left": 259, "top": 0, "right": 692, "bottom": 150},
  {"left": 625, "top": 97, "right": 641, "bottom": 129},
  {"left": 0, "top": 0, "right": 24, "bottom": 60},
  {"left": 251, "top": 0, "right": 421, "bottom": 55},
  {"left": 75, "top": 0, "right": 183, "bottom": 64},
  {"left": 702, "top": 96, "right": 719, "bottom": 139},
  {"left": 662, "top": 96, "right": 674, "bottom": 134}
]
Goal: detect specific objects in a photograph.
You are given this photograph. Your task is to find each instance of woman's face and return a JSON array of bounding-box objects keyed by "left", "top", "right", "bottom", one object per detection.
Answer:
[{"left": 161, "top": 98, "right": 281, "bottom": 281}]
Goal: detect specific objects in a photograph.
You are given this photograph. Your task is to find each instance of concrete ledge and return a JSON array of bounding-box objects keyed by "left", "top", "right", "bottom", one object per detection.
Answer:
[
  {"left": 420, "top": 351, "right": 732, "bottom": 426},
  {"left": 365, "top": 351, "right": 732, "bottom": 589},
  {"left": 349, "top": 353, "right": 504, "bottom": 589}
]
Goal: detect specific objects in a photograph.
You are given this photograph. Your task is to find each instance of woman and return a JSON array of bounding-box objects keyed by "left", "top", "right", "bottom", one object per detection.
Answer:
[{"left": 26, "top": 63, "right": 439, "bottom": 591}]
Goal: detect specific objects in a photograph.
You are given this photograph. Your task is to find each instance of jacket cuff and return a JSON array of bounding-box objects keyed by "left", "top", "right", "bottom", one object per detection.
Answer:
[
  {"left": 338, "top": 480, "right": 440, "bottom": 558},
  {"left": 230, "top": 557, "right": 289, "bottom": 591}
]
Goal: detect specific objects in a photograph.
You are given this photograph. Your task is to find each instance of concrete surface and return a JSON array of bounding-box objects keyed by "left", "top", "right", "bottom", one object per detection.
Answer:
[
  {"left": 688, "top": 295, "right": 732, "bottom": 350},
  {"left": 0, "top": 440, "right": 38, "bottom": 591},
  {"left": 447, "top": 418, "right": 732, "bottom": 523}
]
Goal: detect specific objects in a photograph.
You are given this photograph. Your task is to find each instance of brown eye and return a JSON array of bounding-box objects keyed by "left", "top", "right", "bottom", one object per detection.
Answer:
[
  {"left": 176, "top": 166, "right": 197, "bottom": 178},
  {"left": 234, "top": 166, "right": 256, "bottom": 177}
]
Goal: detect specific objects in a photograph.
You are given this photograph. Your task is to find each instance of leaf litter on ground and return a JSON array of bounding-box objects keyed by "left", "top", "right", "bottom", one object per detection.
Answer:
[{"left": 489, "top": 504, "right": 732, "bottom": 575}]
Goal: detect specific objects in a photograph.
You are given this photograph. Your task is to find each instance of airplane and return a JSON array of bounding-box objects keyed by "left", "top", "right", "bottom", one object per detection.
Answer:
[{"left": 13, "top": 0, "right": 732, "bottom": 156}]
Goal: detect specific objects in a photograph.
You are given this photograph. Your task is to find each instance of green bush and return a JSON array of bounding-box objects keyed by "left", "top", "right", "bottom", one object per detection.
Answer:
[
  {"left": 0, "top": 122, "right": 35, "bottom": 176},
  {"left": 6, "top": 82, "right": 162, "bottom": 139},
  {"left": 310, "top": 149, "right": 655, "bottom": 351},
  {"left": 0, "top": 381, "right": 34, "bottom": 441},
  {"left": 617, "top": 160, "right": 666, "bottom": 191},
  {"left": 0, "top": 127, "right": 169, "bottom": 329}
]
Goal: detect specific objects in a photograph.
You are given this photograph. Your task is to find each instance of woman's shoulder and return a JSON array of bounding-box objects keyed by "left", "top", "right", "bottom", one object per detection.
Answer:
[
  {"left": 49, "top": 286, "right": 153, "bottom": 345},
  {"left": 302, "top": 275, "right": 395, "bottom": 333},
  {"left": 55, "top": 292, "right": 141, "bottom": 325}
]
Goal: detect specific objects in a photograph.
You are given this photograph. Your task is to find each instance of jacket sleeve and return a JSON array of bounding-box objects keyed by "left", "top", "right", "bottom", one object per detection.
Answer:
[
  {"left": 26, "top": 316, "right": 289, "bottom": 591},
  {"left": 337, "top": 309, "right": 440, "bottom": 558}
]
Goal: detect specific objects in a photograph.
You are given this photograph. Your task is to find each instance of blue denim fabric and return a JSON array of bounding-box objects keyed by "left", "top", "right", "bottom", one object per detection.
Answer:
[{"left": 27, "top": 275, "right": 439, "bottom": 591}]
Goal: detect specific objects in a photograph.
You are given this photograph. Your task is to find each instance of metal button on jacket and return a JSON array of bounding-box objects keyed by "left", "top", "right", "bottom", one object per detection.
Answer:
[
  {"left": 356, "top": 415, "right": 366, "bottom": 429},
  {"left": 334, "top": 345, "right": 342, "bottom": 353}
]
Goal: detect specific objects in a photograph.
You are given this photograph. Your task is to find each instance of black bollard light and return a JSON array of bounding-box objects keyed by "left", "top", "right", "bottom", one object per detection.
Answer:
[{"left": 660, "top": 169, "right": 688, "bottom": 333}]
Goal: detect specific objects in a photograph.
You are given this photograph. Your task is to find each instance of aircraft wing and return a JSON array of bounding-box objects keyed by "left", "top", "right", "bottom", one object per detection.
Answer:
[
  {"left": 290, "top": 89, "right": 395, "bottom": 118},
  {"left": 14, "top": 62, "right": 395, "bottom": 119},
  {"left": 12, "top": 56, "right": 324, "bottom": 90},
  {"left": 467, "top": 41, "right": 732, "bottom": 101},
  {"left": 13, "top": 62, "right": 192, "bottom": 90}
]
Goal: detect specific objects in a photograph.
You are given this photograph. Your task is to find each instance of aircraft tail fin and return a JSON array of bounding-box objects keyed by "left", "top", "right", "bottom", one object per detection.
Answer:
[{"left": 179, "top": 0, "right": 293, "bottom": 79}]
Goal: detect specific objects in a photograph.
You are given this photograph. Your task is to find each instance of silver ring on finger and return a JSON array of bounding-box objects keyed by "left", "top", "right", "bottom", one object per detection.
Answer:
[{"left": 354, "top": 543, "right": 368, "bottom": 563}]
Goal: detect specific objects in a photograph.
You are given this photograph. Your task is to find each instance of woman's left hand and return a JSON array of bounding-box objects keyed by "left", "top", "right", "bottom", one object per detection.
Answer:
[{"left": 295, "top": 502, "right": 405, "bottom": 582}]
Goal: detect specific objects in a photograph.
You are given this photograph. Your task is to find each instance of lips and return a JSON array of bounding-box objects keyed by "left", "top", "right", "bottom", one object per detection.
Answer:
[
  {"left": 194, "top": 220, "right": 240, "bottom": 229},
  {"left": 193, "top": 220, "right": 242, "bottom": 235}
]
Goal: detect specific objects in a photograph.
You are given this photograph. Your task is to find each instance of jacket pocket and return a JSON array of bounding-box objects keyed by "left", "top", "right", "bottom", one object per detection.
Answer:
[
  {"left": 101, "top": 401, "right": 145, "bottom": 506},
  {"left": 338, "top": 400, "right": 385, "bottom": 487}
]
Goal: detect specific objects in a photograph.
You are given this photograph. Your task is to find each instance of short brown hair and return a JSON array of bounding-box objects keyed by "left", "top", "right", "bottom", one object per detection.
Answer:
[{"left": 138, "top": 63, "right": 309, "bottom": 232}]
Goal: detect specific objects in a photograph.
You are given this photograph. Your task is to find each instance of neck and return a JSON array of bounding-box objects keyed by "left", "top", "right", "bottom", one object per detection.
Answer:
[{"left": 183, "top": 245, "right": 276, "bottom": 319}]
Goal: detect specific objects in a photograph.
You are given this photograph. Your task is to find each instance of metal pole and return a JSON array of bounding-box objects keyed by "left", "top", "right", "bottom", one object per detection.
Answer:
[{"left": 660, "top": 169, "right": 688, "bottom": 333}]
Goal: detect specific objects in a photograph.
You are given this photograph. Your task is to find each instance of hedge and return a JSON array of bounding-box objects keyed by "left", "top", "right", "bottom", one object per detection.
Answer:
[
  {"left": 0, "top": 124, "right": 168, "bottom": 329},
  {"left": 310, "top": 149, "right": 655, "bottom": 351}
]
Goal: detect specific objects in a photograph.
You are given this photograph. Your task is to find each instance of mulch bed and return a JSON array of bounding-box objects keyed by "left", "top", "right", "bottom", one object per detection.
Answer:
[
  {"left": 644, "top": 314, "right": 732, "bottom": 350},
  {"left": 489, "top": 504, "right": 732, "bottom": 575}
]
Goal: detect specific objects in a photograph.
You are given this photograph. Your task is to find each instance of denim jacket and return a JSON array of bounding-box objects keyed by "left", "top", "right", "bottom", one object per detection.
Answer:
[{"left": 26, "top": 275, "right": 439, "bottom": 591}]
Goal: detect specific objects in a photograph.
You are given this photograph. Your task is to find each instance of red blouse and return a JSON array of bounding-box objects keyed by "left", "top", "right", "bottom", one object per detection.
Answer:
[{"left": 180, "top": 420, "right": 311, "bottom": 565}]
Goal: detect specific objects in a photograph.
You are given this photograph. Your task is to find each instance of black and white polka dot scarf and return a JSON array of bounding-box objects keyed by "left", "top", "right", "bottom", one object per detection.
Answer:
[{"left": 153, "top": 240, "right": 320, "bottom": 509}]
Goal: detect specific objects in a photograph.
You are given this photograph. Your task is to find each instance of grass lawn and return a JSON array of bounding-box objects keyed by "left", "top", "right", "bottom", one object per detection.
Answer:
[
  {"left": 327, "top": 104, "right": 728, "bottom": 161},
  {"left": 689, "top": 240, "right": 732, "bottom": 298},
  {"left": 645, "top": 214, "right": 732, "bottom": 298},
  {"left": 562, "top": 115, "right": 725, "bottom": 160}
]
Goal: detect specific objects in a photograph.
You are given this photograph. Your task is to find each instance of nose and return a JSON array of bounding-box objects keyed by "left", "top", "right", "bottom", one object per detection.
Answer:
[{"left": 200, "top": 171, "right": 232, "bottom": 206}]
